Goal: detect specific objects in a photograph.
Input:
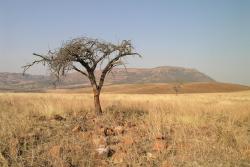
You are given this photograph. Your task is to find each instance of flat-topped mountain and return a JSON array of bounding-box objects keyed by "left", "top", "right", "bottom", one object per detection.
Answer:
[
  {"left": 0, "top": 66, "right": 215, "bottom": 91},
  {"left": 108, "top": 66, "right": 215, "bottom": 84}
]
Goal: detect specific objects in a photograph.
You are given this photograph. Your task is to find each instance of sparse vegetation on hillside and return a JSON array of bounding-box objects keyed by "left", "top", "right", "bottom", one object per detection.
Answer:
[{"left": 0, "top": 91, "right": 249, "bottom": 166}]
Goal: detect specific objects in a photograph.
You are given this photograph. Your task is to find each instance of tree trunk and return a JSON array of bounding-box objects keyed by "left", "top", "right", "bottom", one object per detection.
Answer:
[
  {"left": 88, "top": 72, "right": 103, "bottom": 115},
  {"left": 94, "top": 92, "right": 102, "bottom": 115}
]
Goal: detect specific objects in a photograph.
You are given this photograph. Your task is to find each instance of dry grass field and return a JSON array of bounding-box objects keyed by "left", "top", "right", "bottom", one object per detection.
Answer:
[
  {"left": 48, "top": 82, "right": 250, "bottom": 94},
  {"left": 0, "top": 91, "right": 250, "bottom": 166}
]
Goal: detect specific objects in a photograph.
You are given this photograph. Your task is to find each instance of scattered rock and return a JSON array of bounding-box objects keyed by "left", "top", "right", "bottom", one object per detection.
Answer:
[
  {"left": 156, "top": 134, "right": 166, "bottom": 140},
  {"left": 152, "top": 140, "right": 167, "bottom": 152},
  {"left": 104, "top": 127, "right": 115, "bottom": 136},
  {"left": 114, "top": 126, "right": 125, "bottom": 135},
  {"left": 53, "top": 115, "right": 66, "bottom": 121},
  {"left": 72, "top": 125, "right": 84, "bottom": 132},
  {"left": 96, "top": 146, "right": 108, "bottom": 155},
  {"left": 38, "top": 115, "right": 47, "bottom": 121},
  {"left": 96, "top": 146, "right": 115, "bottom": 157},
  {"left": 107, "top": 148, "right": 116, "bottom": 157},
  {"left": 146, "top": 152, "right": 156, "bottom": 160}
]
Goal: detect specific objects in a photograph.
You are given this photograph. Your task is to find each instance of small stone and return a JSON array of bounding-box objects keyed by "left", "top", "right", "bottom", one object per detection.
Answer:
[
  {"left": 156, "top": 135, "right": 166, "bottom": 140},
  {"left": 72, "top": 125, "right": 82, "bottom": 132},
  {"left": 152, "top": 140, "right": 167, "bottom": 152},
  {"left": 53, "top": 115, "right": 66, "bottom": 121},
  {"left": 96, "top": 146, "right": 115, "bottom": 157},
  {"left": 107, "top": 148, "right": 115, "bottom": 157},
  {"left": 114, "top": 126, "right": 125, "bottom": 135},
  {"left": 38, "top": 116, "right": 46, "bottom": 121},
  {"left": 104, "top": 127, "right": 115, "bottom": 136},
  {"left": 96, "top": 146, "right": 109, "bottom": 155},
  {"left": 146, "top": 152, "right": 156, "bottom": 160}
]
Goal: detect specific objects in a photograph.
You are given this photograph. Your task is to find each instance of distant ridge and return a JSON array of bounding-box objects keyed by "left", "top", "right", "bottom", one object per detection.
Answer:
[
  {"left": 57, "top": 66, "right": 215, "bottom": 87},
  {"left": 0, "top": 66, "right": 215, "bottom": 91}
]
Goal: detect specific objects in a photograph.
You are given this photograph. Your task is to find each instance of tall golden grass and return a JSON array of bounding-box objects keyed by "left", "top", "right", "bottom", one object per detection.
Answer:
[{"left": 0, "top": 91, "right": 249, "bottom": 166}]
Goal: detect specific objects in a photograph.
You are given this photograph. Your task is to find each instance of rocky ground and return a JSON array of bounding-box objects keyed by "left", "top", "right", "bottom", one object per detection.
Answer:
[
  {"left": 1, "top": 106, "right": 172, "bottom": 166},
  {"left": 1, "top": 92, "right": 249, "bottom": 167}
]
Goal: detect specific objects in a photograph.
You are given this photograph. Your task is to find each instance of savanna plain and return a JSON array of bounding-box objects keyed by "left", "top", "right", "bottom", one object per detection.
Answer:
[{"left": 0, "top": 91, "right": 250, "bottom": 167}]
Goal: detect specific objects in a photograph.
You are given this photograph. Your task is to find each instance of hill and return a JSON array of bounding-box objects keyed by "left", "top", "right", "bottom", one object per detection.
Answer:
[
  {"left": 0, "top": 66, "right": 214, "bottom": 91},
  {"left": 0, "top": 72, "right": 53, "bottom": 91}
]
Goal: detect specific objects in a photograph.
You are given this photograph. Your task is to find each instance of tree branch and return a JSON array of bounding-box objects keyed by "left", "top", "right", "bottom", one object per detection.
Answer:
[
  {"left": 22, "top": 53, "right": 50, "bottom": 74},
  {"left": 23, "top": 38, "right": 141, "bottom": 94},
  {"left": 72, "top": 65, "right": 89, "bottom": 78},
  {"left": 98, "top": 52, "right": 140, "bottom": 90}
]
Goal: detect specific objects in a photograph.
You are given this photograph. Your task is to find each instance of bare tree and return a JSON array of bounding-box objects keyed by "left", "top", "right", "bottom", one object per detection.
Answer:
[{"left": 23, "top": 37, "right": 140, "bottom": 115}]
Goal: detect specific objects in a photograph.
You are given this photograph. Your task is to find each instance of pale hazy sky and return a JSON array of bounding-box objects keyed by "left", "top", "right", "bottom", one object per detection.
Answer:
[{"left": 0, "top": 0, "right": 250, "bottom": 85}]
